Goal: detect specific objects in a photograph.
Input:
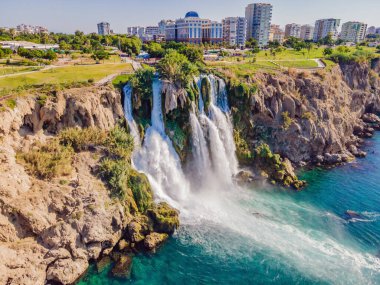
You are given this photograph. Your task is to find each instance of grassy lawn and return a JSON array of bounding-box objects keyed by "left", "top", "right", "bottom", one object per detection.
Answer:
[
  {"left": 0, "top": 66, "right": 43, "bottom": 76},
  {"left": 275, "top": 60, "right": 319, "bottom": 68},
  {"left": 0, "top": 63, "right": 133, "bottom": 93}
]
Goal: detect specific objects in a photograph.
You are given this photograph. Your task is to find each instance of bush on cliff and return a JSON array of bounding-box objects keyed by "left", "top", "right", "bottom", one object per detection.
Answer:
[{"left": 17, "top": 139, "right": 73, "bottom": 179}]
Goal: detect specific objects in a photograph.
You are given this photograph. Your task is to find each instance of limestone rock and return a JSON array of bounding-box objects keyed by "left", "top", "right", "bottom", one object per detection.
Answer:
[{"left": 144, "top": 232, "right": 169, "bottom": 251}]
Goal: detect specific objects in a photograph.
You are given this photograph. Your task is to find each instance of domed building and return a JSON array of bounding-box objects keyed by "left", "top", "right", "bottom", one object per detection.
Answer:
[{"left": 165, "top": 11, "right": 223, "bottom": 45}]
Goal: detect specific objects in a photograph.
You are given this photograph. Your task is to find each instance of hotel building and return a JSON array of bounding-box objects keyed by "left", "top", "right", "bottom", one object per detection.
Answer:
[
  {"left": 340, "top": 21, "right": 367, "bottom": 43},
  {"left": 97, "top": 22, "right": 111, "bottom": 35}
]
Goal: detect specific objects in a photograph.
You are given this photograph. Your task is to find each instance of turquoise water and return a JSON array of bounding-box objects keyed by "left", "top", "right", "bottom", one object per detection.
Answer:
[{"left": 78, "top": 135, "right": 380, "bottom": 285}]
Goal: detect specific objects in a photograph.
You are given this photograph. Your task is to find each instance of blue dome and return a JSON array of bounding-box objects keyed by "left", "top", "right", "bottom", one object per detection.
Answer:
[{"left": 185, "top": 11, "right": 199, "bottom": 18}]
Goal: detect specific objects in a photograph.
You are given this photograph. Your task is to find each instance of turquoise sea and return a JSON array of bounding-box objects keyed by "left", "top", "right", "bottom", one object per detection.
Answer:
[{"left": 78, "top": 135, "right": 380, "bottom": 285}]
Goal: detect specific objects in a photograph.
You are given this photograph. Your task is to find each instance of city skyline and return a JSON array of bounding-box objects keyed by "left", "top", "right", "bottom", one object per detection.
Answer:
[{"left": 1, "top": 0, "right": 379, "bottom": 34}]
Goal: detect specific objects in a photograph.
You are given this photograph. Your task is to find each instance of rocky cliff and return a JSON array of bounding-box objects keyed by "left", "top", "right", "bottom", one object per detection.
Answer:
[
  {"left": 0, "top": 86, "right": 178, "bottom": 285},
  {"left": 228, "top": 60, "right": 380, "bottom": 169}
]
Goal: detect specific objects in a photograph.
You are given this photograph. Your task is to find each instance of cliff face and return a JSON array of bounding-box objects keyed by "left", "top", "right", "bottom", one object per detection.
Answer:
[
  {"left": 0, "top": 86, "right": 127, "bottom": 285},
  {"left": 230, "top": 60, "right": 380, "bottom": 166}
]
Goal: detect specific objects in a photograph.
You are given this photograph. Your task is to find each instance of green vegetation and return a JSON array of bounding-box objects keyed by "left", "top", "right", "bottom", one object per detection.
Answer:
[
  {"left": 59, "top": 125, "right": 134, "bottom": 159},
  {"left": 0, "top": 29, "right": 142, "bottom": 56},
  {"left": 277, "top": 60, "right": 318, "bottom": 68},
  {"left": 282, "top": 111, "right": 293, "bottom": 130},
  {"left": 17, "top": 47, "right": 57, "bottom": 61},
  {"left": 0, "top": 63, "right": 132, "bottom": 93},
  {"left": 157, "top": 49, "right": 198, "bottom": 86},
  {"left": 147, "top": 202, "right": 180, "bottom": 234},
  {"left": 17, "top": 139, "right": 73, "bottom": 179}
]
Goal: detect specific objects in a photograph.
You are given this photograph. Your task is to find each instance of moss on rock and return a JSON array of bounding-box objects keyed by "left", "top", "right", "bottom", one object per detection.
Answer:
[
  {"left": 147, "top": 202, "right": 180, "bottom": 234},
  {"left": 127, "top": 169, "right": 154, "bottom": 213}
]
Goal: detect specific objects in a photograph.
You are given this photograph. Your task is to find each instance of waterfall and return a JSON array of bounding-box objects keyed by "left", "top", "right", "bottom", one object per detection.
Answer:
[
  {"left": 189, "top": 112, "right": 211, "bottom": 183},
  {"left": 193, "top": 75, "right": 239, "bottom": 178},
  {"left": 133, "top": 77, "right": 190, "bottom": 207},
  {"left": 123, "top": 83, "right": 140, "bottom": 147}
]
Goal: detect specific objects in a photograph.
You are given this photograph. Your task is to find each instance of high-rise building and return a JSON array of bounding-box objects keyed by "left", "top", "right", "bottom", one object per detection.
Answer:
[
  {"left": 376, "top": 27, "right": 380, "bottom": 35},
  {"left": 285, "top": 23, "right": 301, "bottom": 38},
  {"left": 165, "top": 11, "right": 223, "bottom": 44},
  {"left": 245, "top": 3, "right": 273, "bottom": 47},
  {"left": 300, "top": 25, "right": 314, "bottom": 41},
  {"left": 222, "top": 17, "right": 247, "bottom": 47},
  {"left": 127, "top": 26, "right": 145, "bottom": 37},
  {"left": 145, "top": 26, "right": 160, "bottom": 36},
  {"left": 313, "top": 19, "right": 341, "bottom": 42},
  {"left": 158, "top": 20, "right": 175, "bottom": 36},
  {"left": 340, "top": 21, "right": 367, "bottom": 43},
  {"left": 269, "top": 24, "right": 284, "bottom": 43},
  {"left": 367, "top": 26, "right": 376, "bottom": 35},
  {"left": 97, "top": 22, "right": 111, "bottom": 35}
]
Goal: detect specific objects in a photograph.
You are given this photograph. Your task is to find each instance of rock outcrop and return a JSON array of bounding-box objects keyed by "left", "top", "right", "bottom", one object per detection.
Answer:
[
  {"left": 229, "top": 60, "right": 380, "bottom": 168},
  {"left": 0, "top": 85, "right": 179, "bottom": 285}
]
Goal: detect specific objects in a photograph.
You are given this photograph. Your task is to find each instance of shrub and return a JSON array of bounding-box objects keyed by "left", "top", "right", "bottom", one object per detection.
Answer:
[
  {"left": 17, "top": 139, "right": 73, "bottom": 179},
  {"left": 59, "top": 127, "right": 108, "bottom": 151},
  {"left": 107, "top": 125, "right": 134, "bottom": 159},
  {"left": 4, "top": 99, "right": 16, "bottom": 109},
  {"left": 282, "top": 111, "right": 293, "bottom": 130},
  {"left": 99, "top": 158, "right": 130, "bottom": 199}
]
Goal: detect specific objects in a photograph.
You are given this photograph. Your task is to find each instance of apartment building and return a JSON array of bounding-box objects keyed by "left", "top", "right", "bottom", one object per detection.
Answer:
[
  {"left": 245, "top": 3, "right": 273, "bottom": 47},
  {"left": 300, "top": 25, "right": 314, "bottom": 41},
  {"left": 285, "top": 23, "right": 301, "bottom": 38},
  {"left": 269, "top": 24, "right": 284, "bottom": 43},
  {"left": 313, "top": 18, "right": 341, "bottom": 42},
  {"left": 97, "top": 22, "right": 111, "bottom": 35},
  {"left": 222, "top": 17, "right": 247, "bottom": 47},
  {"left": 340, "top": 21, "right": 367, "bottom": 43}
]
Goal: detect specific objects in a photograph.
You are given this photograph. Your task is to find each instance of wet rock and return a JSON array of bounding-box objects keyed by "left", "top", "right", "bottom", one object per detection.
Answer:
[
  {"left": 235, "top": 170, "right": 255, "bottom": 185},
  {"left": 96, "top": 256, "right": 111, "bottom": 273},
  {"left": 111, "top": 255, "right": 133, "bottom": 279},
  {"left": 118, "top": 239, "right": 130, "bottom": 251},
  {"left": 148, "top": 202, "right": 180, "bottom": 234},
  {"left": 144, "top": 232, "right": 169, "bottom": 251}
]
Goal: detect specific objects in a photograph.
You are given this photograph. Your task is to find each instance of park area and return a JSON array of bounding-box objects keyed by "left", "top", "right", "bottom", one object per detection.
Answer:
[{"left": 0, "top": 62, "right": 133, "bottom": 95}]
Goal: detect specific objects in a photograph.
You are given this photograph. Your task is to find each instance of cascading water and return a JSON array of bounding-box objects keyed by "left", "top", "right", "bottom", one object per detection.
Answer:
[
  {"left": 132, "top": 78, "right": 190, "bottom": 207},
  {"left": 122, "top": 75, "right": 380, "bottom": 285},
  {"left": 123, "top": 83, "right": 141, "bottom": 147}
]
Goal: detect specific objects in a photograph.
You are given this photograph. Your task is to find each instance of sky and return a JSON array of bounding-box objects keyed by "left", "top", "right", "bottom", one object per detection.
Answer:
[{"left": 1, "top": 0, "right": 379, "bottom": 34}]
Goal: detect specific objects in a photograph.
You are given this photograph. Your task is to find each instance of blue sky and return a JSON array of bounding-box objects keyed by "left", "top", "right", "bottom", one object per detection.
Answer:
[{"left": 1, "top": 0, "right": 379, "bottom": 33}]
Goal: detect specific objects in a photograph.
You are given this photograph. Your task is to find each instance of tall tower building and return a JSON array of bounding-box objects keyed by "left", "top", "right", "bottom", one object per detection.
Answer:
[
  {"left": 340, "top": 21, "right": 367, "bottom": 43},
  {"left": 300, "top": 25, "right": 314, "bottom": 41},
  {"left": 285, "top": 23, "right": 301, "bottom": 38},
  {"left": 245, "top": 3, "right": 273, "bottom": 47},
  {"left": 313, "top": 19, "right": 341, "bottom": 42},
  {"left": 97, "top": 22, "right": 111, "bottom": 35},
  {"left": 222, "top": 17, "right": 247, "bottom": 47}
]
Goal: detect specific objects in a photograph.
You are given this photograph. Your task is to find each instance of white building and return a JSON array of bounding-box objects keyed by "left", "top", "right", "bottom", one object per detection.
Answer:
[
  {"left": 340, "top": 21, "right": 367, "bottom": 43},
  {"left": 127, "top": 26, "right": 145, "bottom": 37},
  {"left": 285, "top": 23, "right": 301, "bottom": 38},
  {"left": 222, "top": 17, "right": 247, "bottom": 47},
  {"left": 165, "top": 11, "right": 223, "bottom": 44},
  {"left": 313, "top": 19, "right": 341, "bottom": 42},
  {"left": 145, "top": 26, "right": 160, "bottom": 36},
  {"left": 300, "top": 25, "right": 314, "bottom": 41},
  {"left": 245, "top": 3, "right": 273, "bottom": 47},
  {"left": 269, "top": 24, "right": 284, "bottom": 43},
  {"left": 97, "top": 22, "right": 111, "bottom": 35},
  {"left": 16, "top": 24, "right": 48, "bottom": 34},
  {"left": 367, "top": 26, "right": 376, "bottom": 35},
  {"left": 158, "top": 20, "right": 175, "bottom": 36}
]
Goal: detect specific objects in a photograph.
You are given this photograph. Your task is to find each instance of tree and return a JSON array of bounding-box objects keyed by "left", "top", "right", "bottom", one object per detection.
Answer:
[
  {"left": 246, "top": 38, "right": 258, "bottom": 49},
  {"left": 91, "top": 50, "right": 110, "bottom": 62},
  {"left": 144, "top": 42, "right": 165, "bottom": 58},
  {"left": 179, "top": 45, "right": 204, "bottom": 62},
  {"left": 157, "top": 49, "right": 198, "bottom": 85},
  {"left": 305, "top": 42, "right": 314, "bottom": 58},
  {"left": 323, "top": 47, "right": 333, "bottom": 56}
]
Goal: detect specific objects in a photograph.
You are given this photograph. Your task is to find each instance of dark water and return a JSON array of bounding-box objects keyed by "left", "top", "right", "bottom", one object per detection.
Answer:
[{"left": 78, "top": 135, "right": 380, "bottom": 285}]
